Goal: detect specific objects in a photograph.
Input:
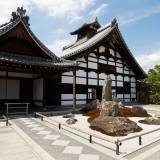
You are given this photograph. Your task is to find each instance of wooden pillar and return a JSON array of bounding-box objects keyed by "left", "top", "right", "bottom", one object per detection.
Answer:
[
  {"left": 73, "top": 68, "right": 76, "bottom": 112},
  {"left": 5, "top": 66, "right": 8, "bottom": 99}
]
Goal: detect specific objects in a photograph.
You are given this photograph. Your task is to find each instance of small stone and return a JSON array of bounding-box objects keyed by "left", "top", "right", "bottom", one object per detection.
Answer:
[
  {"left": 66, "top": 118, "right": 77, "bottom": 125},
  {"left": 63, "top": 113, "right": 74, "bottom": 118}
]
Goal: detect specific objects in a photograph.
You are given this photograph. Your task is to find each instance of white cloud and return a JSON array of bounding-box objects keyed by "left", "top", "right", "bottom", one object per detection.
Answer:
[
  {"left": 89, "top": 3, "right": 108, "bottom": 18},
  {"left": 31, "top": 0, "right": 95, "bottom": 22},
  {"left": 136, "top": 50, "right": 160, "bottom": 72},
  {"left": 0, "top": 0, "right": 95, "bottom": 24},
  {"left": 119, "top": 5, "right": 160, "bottom": 26},
  {"left": 0, "top": 0, "right": 31, "bottom": 24},
  {"left": 46, "top": 38, "right": 75, "bottom": 57}
]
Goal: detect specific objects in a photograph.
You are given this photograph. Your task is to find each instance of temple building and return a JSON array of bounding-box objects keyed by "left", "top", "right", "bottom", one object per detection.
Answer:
[
  {"left": 0, "top": 7, "right": 146, "bottom": 112},
  {"left": 61, "top": 18, "right": 146, "bottom": 105}
]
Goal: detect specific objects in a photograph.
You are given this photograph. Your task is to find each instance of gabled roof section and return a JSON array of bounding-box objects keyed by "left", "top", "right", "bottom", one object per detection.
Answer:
[
  {"left": 62, "top": 18, "right": 146, "bottom": 78},
  {"left": 0, "top": 7, "right": 76, "bottom": 67},
  {"left": 70, "top": 18, "right": 101, "bottom": 35}
]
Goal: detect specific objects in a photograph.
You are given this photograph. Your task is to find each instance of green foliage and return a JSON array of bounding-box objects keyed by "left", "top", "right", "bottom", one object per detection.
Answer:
[{"left": 143, "top": 65, "right": 160, "bottom": 104}]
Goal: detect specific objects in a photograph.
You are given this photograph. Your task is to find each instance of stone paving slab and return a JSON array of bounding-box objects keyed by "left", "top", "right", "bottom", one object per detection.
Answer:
[
  {"left": 12, "top": 117, "right": 116, "bottom": 160},
  {"left": 0, "top": 122, "right": 40, "bottom": 160}
]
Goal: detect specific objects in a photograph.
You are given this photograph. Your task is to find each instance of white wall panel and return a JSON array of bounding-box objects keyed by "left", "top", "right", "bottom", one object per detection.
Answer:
[
  {"left": 117, "top": 81, "right": 123, "bottom": 87},
  {"left": 110, "top": 74, "right": 115, "bottom": 80},
  {"left": 99, "top": 79, "right": 104, "bottom": 86},
  {"left": 99, "top": 46, "right": 105, "bottom": 53},
  {"left": 88, "top": 56, "right": 97, "bottom": 62},
  {"left": 109, "top": 49, "right": 115, "bottom": 56},
  {"left": 99, "top": 59, "right": 106, "bottom": 64},
  {"left": 76, "top": 94, "right": 87, "bottom": 99},
  {"left": 124, "top": 94, "right": 130, "bottom": 98},
  {"left": 61, "top": 101, "right": 73, "bottom": 105},
  {"left": 117, "top": 94, "right": 123, "bottom": 98},
  {"left": 79, "top": 62, "right": 87, "bottom": 68},
  {"left": 76, "top": 100, "right": 86, "bottom": 104},
  {"left": 112, "top": 81, "right": 116, "bottom": 86},
  {"left": 99, "top": 56, "right": 105, "bottom": 60},
  {"left": 99, "top": 73, "right": 106, "bottom": 79},
  {"left": 88, "top": 62, "right": 97, "bottom": 69},
  {"left": 61, "top": 94, "right": 73, "bottom": 100},
  {"left": 88, "top": 72, "right": 97, "bottom": 78},
  {"left": 88, "top": 79, "right": 97, "bottom": 85},
  {"left": 131, "top": 83, "right": 136, "bottom": 87},
  {"left": 124, "top": 99, "right": 130, "bottom": 102},
  {"left": 124, "top": 70, "right": 129, "bottom": 74},
  {"left": 116, "top": 51, "right": 121, "bottom": 58},
  {"left": 117, "top": 75, "right": 123, "bottom": 81},
  {"left": 33, "top": 78, "right": 43, "bottom": 100},
  {"left": 76, "top": 77, "right": 86, "bottom": 84},
  {"left": 116, "top": 67, "right": 123, "bottom": 73},
  {"left": 77, "top": 57, "right": 86, "bottom": 62},
  {"left": 124, "top": 76, "right": 130, "bottom": 82},
  {"left": 62, "top": 71, "right": 73, "bottom": 76},
  {"left": 76, "top": 70, "right": 86, "bottom": 77},
  {"left": 89, "top": 53, "right": 96, "bottom": 57},
  {"left": 131, "top": 77, "right": 136, "bottom": 82},
  {"left": 62, "top": 76, "right": 73, "bottom": 84},
  {"left": 131, "top": 93, "right": 136, "bottom": 98},
  {"left": 131, "top": 88, "right": 136, "bottom": 92}
]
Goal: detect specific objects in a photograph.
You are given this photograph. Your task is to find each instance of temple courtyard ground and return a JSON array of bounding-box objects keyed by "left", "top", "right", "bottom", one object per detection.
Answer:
[{"left": 0, "top": 105, "right": 160, "bottom": 160}]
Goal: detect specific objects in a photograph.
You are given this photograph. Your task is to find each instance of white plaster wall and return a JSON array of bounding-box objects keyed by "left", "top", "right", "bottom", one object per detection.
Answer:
[
  {"left": 99, "top": 73, "right": 106, "bottom": 79},
  {"left": 88, "top": 72, "right": 97, "bottom": 78},
  {"left": 117, "top": 94, "right": 123, "bottom": 99},
  {"left": 112, "top": 81, "right": 115, "bottom": 86},
  {"left": 88, "top": 78, "right": 97, "bottom": 85},
  {"left": 62, "top": 71, "right": 73, "bottom": 76},
  {"left": 131, "top": 93, "right": 136, "bottom": 98},
  {"left": 61, "top": 94, "right": 73, "bottom": 100},
  {"left": 117, "top": 81, "right": 123, "bottom": 87},
  {"left": 88, "top": 56, "right": 97, "bottom": 62},
  {"left": 99, "top": 46, "right": 105, "bottom": 53},
  {"left": 76, "top": 94, "right": 87, "bottom": 99},
  {"left": 99, "top": 55, "right": 105, "bottom": 60},
  {"left": 33, "top": 78, "right": 43, "bottom": 100},
  {"left": 99, "top": 59, "right": 106, "bottom": 64},
  {"left": 109, "top": 49, "right": 115, "bottom": 56},
  {"left": 124, "top": 76, "right": 130, "bottom": 82},
  {"left": 117, "top": 75, "right": 123, "bottom": 81},
  {"left": 61, "top": 101, "right": 73, "bottom": 105},
  {"left": 131, "top": 77, "right": 136, "bottom": 82},
  {"left": 76, "top": 77, "right": 86, "bottom": 84},
  {"left": 116, "top": 51, "right": 121, "bottom": 58},
  {"left": 76, "top": 100, "right": 86, "bottom": 105},
  {"left": 88, "top": 62, "right": 97, "bottom": 69},
  {"left": 131, "top": 83, "right": 136, "bottom": 87},
  {"left": 79, "top": 62, "right": 87, "bottom": 68},
  {"left": 89, "top": 53, "right": 96, "bottom": 57},
  {"left": 77, "top": 57, "right": 86, "bottom": 62},
  {"left": 7, "top": 79, "right": 20, "bottom": 99},
  {"left": 124, "top": 70, "right": 129, "bottom": 74},
  {"left": 124, "top": 94, "right": 130, "bottom": 98},
  {"left": 76, "top": 70, "right": 86, "bottom": 77},
  {"left": 62, "top": 76, "right": 73, "bottom": 84},
  {"left": 99, "top": 79, "right": 104, "bottom": 86},
  {"left": 116, "top": 67, "right": 123, "bottom": 73},
  {"left": 124, "top": 99, "right": 130, "bottom": 102},
  {"left": 131, "top": 88, "right": 136, "bottom": 92}
]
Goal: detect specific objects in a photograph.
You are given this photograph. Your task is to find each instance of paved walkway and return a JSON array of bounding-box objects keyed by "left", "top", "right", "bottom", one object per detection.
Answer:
[
  {"left": 0, "top": 122, "right": 40, "bottom": 160},
  {"left": 12, "top": 117, "right": 116, "bottom": 160}
]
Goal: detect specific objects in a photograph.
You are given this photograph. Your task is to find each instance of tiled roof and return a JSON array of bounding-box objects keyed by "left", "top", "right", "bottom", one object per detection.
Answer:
[
  {"left": 0, "top": 11, "right": 76, "bottom": 68},
  {"left": 0, "top": 52, "right": 75, "bottom": 67},
  {"left": 63, "top": 24, "right": 114, "bottom": 58}
]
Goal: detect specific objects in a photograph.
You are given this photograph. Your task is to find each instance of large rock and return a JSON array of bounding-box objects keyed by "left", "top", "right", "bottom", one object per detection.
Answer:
[
  {"left": 90, "top": 116, "right": 142, "bottom": 136},
  {"left": 139, "top": 117, "right": 160, "bottom": 125},
  {"left": 120, "top": 106, "right": 149, "bottom": 117},
  {"left": 100, "top": 100, "right": 123, "bottom": 117}
]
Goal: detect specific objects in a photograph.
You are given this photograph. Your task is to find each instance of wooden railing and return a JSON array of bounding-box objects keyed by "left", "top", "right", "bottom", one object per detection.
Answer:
[
  {"left": 34, "top": 112, "right": 160, "bottom": 155},
  {"left": 34, "top": 112, "right": 121, "bottom": 155}
]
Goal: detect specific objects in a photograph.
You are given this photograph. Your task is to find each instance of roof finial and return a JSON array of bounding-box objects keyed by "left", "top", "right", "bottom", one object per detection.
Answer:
[
  {"left": 10, "top": 6, "right": 30, "bottom": 26},
  {"left": 111, "top": 18, "right": 117, "bottom": 27}
]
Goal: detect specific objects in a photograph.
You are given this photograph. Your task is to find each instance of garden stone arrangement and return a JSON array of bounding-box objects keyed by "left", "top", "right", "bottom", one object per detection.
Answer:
[{"left": 89, "top": 76, "right": 143, "bottom": 136}]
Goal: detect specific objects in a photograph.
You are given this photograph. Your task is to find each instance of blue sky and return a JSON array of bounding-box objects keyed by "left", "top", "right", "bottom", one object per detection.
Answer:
[{"left": 0, "top": 0, "right": 160, "bottom": 71}]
